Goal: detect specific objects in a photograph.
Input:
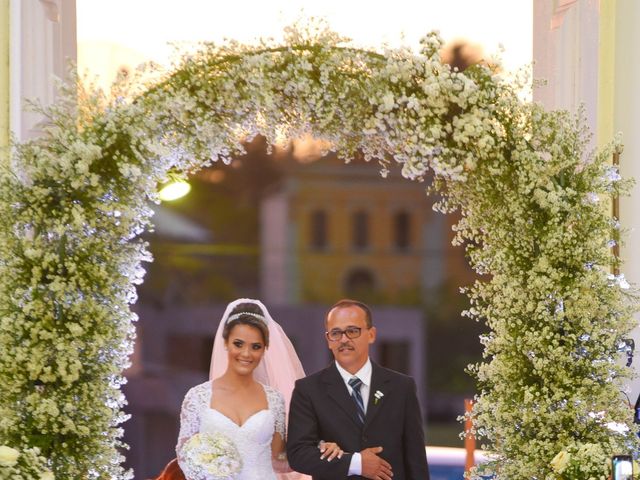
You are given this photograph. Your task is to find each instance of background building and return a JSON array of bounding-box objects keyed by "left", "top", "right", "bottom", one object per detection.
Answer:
[{"left": 261, "top": 154, "right": 474, "bottom": 306}]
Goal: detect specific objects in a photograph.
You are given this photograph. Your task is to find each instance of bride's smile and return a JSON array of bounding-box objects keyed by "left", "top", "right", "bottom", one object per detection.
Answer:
[{"left": 226, "top": 324, "right": 266, "bottom": 375}]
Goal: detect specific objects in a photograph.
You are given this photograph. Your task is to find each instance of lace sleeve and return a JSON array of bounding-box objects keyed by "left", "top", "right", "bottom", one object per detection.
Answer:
[
  {"left": 265, "top": 385, "right": 286, "bottom": 439},
  {"left": 176, "top": 382, "right": 209, "bottom": 476}
]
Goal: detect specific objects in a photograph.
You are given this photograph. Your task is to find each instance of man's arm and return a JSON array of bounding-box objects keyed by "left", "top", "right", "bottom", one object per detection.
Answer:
[
  {"left": 286, "top": 381, "right": 351, "bottom": 478},
  {"left": 402, "top": 377, "right": 430, "bottom": 479}
]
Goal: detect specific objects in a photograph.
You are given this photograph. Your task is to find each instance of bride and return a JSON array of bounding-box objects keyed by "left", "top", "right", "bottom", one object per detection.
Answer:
[{"left": 176, "top": 299, "right": 342, "bottom": 480}]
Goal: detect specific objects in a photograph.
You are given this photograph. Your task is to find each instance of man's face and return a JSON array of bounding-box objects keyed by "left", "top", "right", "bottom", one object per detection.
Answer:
[{"left": 326, "top": 305, "right": 376, "bottom": 374}]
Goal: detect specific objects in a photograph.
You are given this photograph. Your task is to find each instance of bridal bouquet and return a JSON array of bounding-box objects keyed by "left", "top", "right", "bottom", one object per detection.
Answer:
[{"left": 181, "top": 432, "right": 242, "bottom": 480}]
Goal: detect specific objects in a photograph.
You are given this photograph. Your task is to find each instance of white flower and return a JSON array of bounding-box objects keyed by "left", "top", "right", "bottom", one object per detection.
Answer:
[
  {"left": 550, "top": 450, "right": 570, "bottom": 473},
  {"left": 604, "top": 166, "right": 622, "bottom": 182},
  {"left": 406, "top": 96, "right": 420, "bottom": 111},
  {"left": 608, "top": 273, "right": 631, "bottom": 290},
  {"left": 0, "top": 445, "right": 20, "bottom": 467},
  {"left": 40, "top": 470, "right": 55, "bottom": 480},
  {"left": 585, "top": 192, "right": 600, "bottom": 203},
  {"left": 606, "top": 421, "right": 630, "bottom": 434},
  {"left": 380, "top": 93, "right": 395, "bottom": 112}
]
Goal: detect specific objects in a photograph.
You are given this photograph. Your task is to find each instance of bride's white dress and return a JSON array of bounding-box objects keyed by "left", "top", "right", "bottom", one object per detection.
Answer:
[{"left": 177, "top": 380, "right": 286, "bottom": 480}]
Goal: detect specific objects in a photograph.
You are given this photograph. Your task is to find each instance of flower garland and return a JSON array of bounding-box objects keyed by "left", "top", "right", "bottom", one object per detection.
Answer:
[{"left": 0, "top": 23, "right": 636, "bottom": 479}]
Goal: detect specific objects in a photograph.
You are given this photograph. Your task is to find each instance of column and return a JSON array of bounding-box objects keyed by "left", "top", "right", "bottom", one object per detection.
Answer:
[
  {"left": 613, "top": 0, "right": 640, "bottom": 399},
  {"left": 10, "top": 0, "right": 76, "bottom": 141},
  {"left": 0, "top": 0, "right": 9, "bottom": 161},
  {"left": 533, "top": 0, "right": 600, "bottom": 144}
]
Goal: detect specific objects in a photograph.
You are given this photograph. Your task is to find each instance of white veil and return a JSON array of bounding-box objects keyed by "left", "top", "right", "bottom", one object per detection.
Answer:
[
  {"left": 209, "top": 298, "right": 305, "bottom": 415},
  {"left": 209, "top": 299, "right": 310, "bottom": 480}
]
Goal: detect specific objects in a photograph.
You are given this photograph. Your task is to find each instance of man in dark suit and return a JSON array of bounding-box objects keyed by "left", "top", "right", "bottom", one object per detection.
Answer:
[{"left": 287, "top": 299, "right": 429, "bottom": 480}]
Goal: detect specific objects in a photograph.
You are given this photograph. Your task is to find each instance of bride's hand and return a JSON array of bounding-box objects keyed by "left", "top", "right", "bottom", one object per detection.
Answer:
[{"left": 318, "top": 440, "right": 344, "bottom": 461}]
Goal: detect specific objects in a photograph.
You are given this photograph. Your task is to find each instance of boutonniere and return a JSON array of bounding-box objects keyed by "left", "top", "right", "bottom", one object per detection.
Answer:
[{"left": 374, "top": 390, "right": 384, "bottom": 405}]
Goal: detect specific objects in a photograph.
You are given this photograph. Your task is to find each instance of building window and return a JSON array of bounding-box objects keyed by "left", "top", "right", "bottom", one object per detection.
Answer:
[
  {"left": 310, "top": 210, "right": 328, "bottom": 250},
  {"left": 393, "top": 211, "right": 411, "bottom": 251},
  {"left": 345, "top": 268, "right": 376, "bottom": 297},
  {"left": 352, "top": 211, "right": 369, "bottom": 250},
  {"left": 379, "top": 340, "right": 410, "bottom": 374}
]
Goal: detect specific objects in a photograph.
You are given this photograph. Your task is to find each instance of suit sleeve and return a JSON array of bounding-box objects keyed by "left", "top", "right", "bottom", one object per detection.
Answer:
[
  {"left": 286, "top": 380, "right": 352, "bottom": 478},
  {"left": 402, "top": 377, "right": 430, "bottom": 479}
]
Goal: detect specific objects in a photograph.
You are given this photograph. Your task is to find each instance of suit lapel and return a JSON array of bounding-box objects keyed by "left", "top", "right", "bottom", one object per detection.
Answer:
[
  {"left": 364, "top": 362, "right": 391, "bottom": 429},
  {"left": 322, "top": 363, "right": 362, "bottom": 429}
]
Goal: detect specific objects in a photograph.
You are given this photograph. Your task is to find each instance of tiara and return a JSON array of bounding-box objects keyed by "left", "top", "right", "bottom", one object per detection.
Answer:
[{"left": 226, "top": 311, "right": 267, "bottom": 325}]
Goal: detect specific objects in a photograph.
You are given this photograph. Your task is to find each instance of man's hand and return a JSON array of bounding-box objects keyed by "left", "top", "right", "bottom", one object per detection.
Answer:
[{"left": 361, "top": 446, "right": 393, "bottom": 480}]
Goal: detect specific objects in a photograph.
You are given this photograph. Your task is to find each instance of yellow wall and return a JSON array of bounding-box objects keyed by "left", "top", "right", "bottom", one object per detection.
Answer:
[
  {"left": 288, "top": 162, "right": 475, "bottom": 305},
  {"left": 294, "top": 185, "right": 426, "bottom": 304},
  {"left": 597, "top": 0, "right": 616, "bottom": 148},
  {"left": 0, "top": 0, "right": 9, "bottom": 161}
]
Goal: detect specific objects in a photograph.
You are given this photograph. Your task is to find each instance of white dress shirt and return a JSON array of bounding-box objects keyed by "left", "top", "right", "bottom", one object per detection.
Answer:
[{"left": 334, "top": 358, "right": 373, "bottom": 476}]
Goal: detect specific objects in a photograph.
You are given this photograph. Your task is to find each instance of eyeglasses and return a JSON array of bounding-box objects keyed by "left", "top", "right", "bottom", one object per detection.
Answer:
[{"left": 325, "top": 326, "right": 365, "bottom": 342}]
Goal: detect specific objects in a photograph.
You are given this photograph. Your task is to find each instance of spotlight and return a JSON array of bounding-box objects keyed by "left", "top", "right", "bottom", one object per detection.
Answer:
[{"left": 158, "top": 179, "right": 191, "bottom": 201}]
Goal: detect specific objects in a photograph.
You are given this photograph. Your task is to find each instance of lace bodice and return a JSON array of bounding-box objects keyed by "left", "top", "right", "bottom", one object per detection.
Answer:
[{"left": 177, "top": 381, "right": 286, "bottom": 480}]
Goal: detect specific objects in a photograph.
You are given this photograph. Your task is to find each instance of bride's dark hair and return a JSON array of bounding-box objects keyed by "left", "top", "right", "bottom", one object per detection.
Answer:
[{"left": 222, "top": 302, "right": 270, "bottom": 346}]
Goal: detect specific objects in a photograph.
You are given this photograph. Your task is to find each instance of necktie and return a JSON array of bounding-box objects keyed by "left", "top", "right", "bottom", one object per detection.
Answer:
[{"left": 348, "top": 376, "right": 366, "bottom": 425}]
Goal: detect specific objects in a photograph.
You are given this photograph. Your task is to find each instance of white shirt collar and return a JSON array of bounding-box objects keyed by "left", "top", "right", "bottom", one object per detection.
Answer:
[{"left": 335, "top": 357, "right": 372, "bottom": 387}]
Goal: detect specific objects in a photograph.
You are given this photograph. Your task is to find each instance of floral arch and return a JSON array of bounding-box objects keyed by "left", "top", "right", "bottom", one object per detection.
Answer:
[{"left": 0, "top": 25, "right": 637, "bottom": 479}]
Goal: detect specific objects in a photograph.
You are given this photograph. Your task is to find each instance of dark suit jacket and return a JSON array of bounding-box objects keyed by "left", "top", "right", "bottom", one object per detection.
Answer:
[{"left": 287, "top": 361, "right": 429, "bottom": 480}]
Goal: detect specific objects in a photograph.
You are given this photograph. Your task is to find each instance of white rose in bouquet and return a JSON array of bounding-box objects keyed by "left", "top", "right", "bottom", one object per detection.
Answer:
[{"left": 181, "top": 432, "right": 242, "bottom": 480}]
